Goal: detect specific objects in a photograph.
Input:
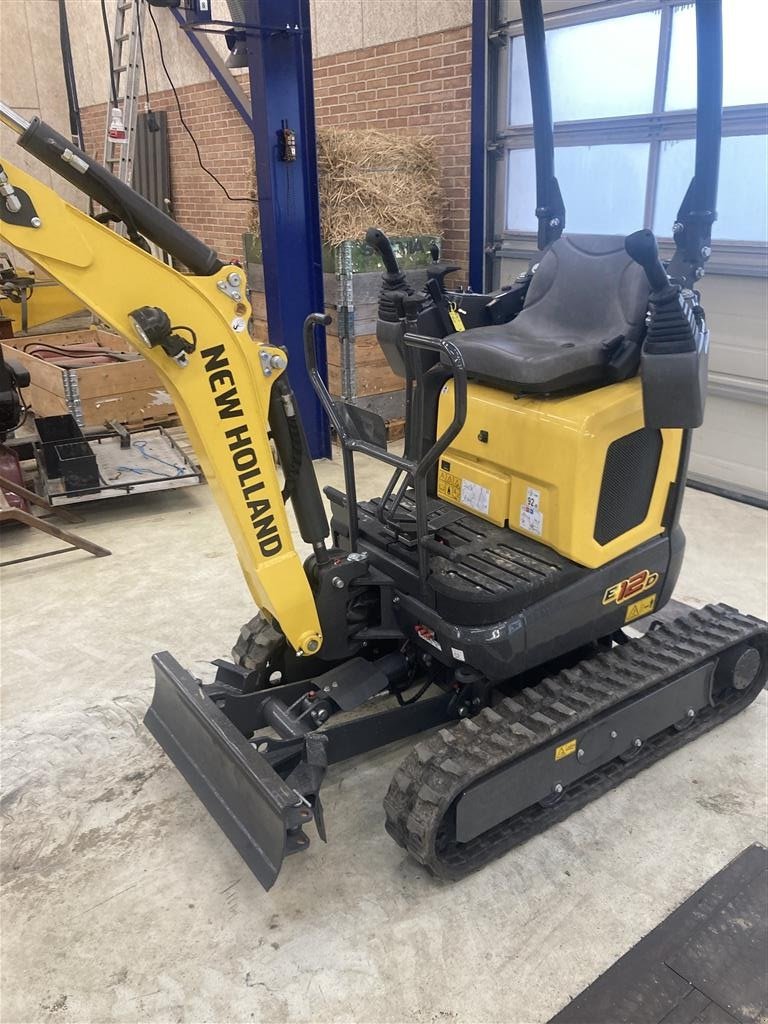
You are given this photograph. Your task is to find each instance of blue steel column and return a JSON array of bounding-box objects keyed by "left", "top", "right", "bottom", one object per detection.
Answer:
[
  {"left": 468, "top": 0, "right": 488, "bottom": 293},
  {"left": 245, "top": 0, "right": 329, "bottom": 459}
]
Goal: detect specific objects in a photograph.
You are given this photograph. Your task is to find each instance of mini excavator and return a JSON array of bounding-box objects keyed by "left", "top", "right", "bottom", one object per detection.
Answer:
[{"left": 1, "top": 0, "right": 765, "bottom": 890}]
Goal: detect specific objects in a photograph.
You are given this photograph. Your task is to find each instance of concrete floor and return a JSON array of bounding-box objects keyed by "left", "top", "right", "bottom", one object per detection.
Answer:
[{"left": 1, "top": 456, "right": 766, "bottom": 1024}]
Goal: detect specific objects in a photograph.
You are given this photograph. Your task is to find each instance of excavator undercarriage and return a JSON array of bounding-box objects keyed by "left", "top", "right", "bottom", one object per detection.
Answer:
[{"left": 146, "top": 601, "right": 766, "bottom": 888}]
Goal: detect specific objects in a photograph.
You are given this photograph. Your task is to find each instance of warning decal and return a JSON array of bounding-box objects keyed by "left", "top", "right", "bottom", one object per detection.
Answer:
[
  {"left": 438, "top": 468, "right": 461, "bottom": 502},
  {"left": 438, "top": 471, "right": 491, "bottom": 515},
  {"left": 625, "top": 594, "right": 657, "bottom": 623}
]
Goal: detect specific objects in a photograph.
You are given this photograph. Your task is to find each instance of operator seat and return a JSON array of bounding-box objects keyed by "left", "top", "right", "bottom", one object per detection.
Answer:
[{"left": 444, "top": 234, "right": 650, "bottom": 394}]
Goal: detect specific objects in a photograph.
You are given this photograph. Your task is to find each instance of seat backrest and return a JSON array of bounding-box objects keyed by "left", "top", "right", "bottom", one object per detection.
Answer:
[{"left": 520, "top": 234, "right": 649, "bottom": 347}]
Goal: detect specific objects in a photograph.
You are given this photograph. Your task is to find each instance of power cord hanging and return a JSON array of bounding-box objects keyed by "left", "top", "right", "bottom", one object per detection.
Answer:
[
  {"left": 147, "top": 5, "right": 255, "bottom": 204},
  {"left": 135, "top": 0, "right": 159, "bottom": 131},
  {"left": 58, "top": 0, "right": 84, "bottom": 148},
  {"left": 100, "top": 0, "right": 119, "bottom": 108}
]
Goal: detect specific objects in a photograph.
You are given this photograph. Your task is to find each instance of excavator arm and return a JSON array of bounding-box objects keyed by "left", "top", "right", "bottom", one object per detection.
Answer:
[{"left": 0, "top": 116, "right": 324, "bottom": 656}]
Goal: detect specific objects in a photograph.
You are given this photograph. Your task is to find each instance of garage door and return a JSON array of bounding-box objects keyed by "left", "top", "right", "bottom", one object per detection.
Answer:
[{"left": 487, "top": 0, "right": 768, "bottom": 503}]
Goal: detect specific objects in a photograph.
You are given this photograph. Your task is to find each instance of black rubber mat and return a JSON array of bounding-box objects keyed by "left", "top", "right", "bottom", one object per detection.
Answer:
[{"left": 550, "top": 844, "right": 768, "bottom": 1024}]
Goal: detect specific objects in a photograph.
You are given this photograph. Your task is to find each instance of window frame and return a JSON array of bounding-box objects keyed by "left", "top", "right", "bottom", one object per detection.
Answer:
[{"left": 490, "top": 0, "right": 768, "bottom": 278}]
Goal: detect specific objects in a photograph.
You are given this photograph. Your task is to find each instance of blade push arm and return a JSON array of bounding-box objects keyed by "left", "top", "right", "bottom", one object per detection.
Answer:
[{"left": 0, "top": 158, "right": 324, "bottom": 656}]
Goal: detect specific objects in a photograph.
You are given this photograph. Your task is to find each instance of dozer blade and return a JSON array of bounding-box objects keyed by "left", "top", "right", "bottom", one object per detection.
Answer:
[{"left": 145, "top": 652, "right": 314, "bottom": 890}]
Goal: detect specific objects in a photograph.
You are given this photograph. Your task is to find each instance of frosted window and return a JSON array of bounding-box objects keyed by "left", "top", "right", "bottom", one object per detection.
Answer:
[
  {"left": 654, "top": 135, "right": 768, "bottom": 242},
  {"left": 508, "top": 12, "right": 661, "bottom": 126},
  {"left": 507, "top": 144, "right": 650, "bottom": 235},
  {"left": 666, "top": 0, "right": 768, "bottom": 110},
  {"left": 506, "top": 149, "right": 538, "bottom": 232}
]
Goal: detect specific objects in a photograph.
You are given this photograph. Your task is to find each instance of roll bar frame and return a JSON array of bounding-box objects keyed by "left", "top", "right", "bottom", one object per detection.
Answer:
[{"left": 519, "top": 0, "right": 722, "bottom": 284}]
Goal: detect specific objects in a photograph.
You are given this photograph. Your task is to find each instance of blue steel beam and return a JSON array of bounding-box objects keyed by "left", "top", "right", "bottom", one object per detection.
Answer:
[
  {"left": 469, "top": 0, "right": 488, "bottom": 293},
  {"left": 170, "top": 7, "right": 254, "bottom": 132},
  {"left": 245, "top": 0, "right": 329, "bottom": 459}
]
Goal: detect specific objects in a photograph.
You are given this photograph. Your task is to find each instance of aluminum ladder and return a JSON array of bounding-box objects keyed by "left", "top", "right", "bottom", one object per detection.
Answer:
[{"left": 102, "top": 0, "right": 145, "bottom": 186}]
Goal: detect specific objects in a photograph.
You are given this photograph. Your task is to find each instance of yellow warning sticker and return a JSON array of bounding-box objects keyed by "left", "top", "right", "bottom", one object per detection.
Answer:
[
  {"left": 625, "top": 594, "right": 657, "bottom": 623},
  {"left": 438, "top": 468, "right": 462, "bottom": 502},
  {"left": 555, "top": 738, "right": 577, "bottom": 761}
]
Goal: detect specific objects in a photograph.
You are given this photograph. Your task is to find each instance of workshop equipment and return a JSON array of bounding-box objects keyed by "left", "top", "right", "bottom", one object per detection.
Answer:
[
  {"left": 0, "top": 350, "right": 110, "bottom": 565},
  {"left": 35, "top": 415, "right": 200, "bottom": 506},
  {"left": 101, "top": 0, "right": 147, "bottom": 186},
  {"left": 0, "top": 253, "right": 84, "bottom": 334},
  {"left": 0, "top": 0, "right": 764, "bottom": 891}
]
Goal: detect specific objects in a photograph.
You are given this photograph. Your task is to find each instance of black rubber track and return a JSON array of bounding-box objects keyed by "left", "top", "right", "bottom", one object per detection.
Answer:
[{"left": 383, "top": 604, "right": 767, "bottom": 879}]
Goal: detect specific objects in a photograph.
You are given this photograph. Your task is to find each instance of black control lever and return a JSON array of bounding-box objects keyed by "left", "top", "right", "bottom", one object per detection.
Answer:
[
  {"left": 625, "top": 229, "right": 699, "bottom": 357},
  {"left": 624, "top": 229, "right": 671, "bottom": 294},
  {"left": 427, "top": 262, "right": 462, "bottom": 294},
  {"left": 425, "top": 235, "right": 461, "bottom": 293},
  {"left": 365, "top": 227, "right": 400, "bottom": 276},
  {"left": 366, "top": 226, "right": 413, "bottom": 323}
]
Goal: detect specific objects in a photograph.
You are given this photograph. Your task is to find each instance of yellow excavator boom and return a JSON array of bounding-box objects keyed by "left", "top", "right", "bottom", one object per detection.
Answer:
[{"left": 0, "top": 157, "right": 323, "bottom": 655}]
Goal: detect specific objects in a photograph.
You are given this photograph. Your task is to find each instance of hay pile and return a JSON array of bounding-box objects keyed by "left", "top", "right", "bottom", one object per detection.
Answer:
[{"left": 250, "top": 128, "right": 443, "bottom": 246}]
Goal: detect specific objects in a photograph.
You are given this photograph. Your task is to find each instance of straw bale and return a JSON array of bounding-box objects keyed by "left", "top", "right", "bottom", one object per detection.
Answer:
[{"left": 249, "top": 127, "right": 443, "bottom": 246}]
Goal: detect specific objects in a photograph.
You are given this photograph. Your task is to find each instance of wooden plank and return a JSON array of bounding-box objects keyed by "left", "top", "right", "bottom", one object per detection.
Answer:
[
  {"left": 386, "top": 418, "right": 406, "bottom": 442},
  {"left": 249, "top": 291, "right": 268, "bottom": 320},
  {"left": 3, "top": 328, "right": 101, "bottom": 352},
  {"left": 73, "top": 360, "right": 162, "bottom": 401},
  {"left": 79, "top": 389, "right": 175, "bottom": 427},
  {"left": 23, "top": 384, "right": 70, "bottom": 419},
  {"left": 2, "top": 344, "right": 67, "bottom": 397},
  {"left": 350, "top": 362, "right": 403, "bottom": 396},
  {"left": 327, "top": 360, "right": 402, "bottom": 398},
  {"left": 22, "top": 383, "right": 176, "bottom": 428},
  {"left": 250, "top": 319, "right": 269, "bottom": 343},
  {"left": 5, "top": 328, "right": 161, "bottom": 401},
  {"left": 327, "top": 363, "right": 341, "bottom": 395},
  {"left": 326, "top": 332, "right": 403, "bottom": 396},
  {"left": 323, "top": 305, "right": 378, "bottom": 338},
  {"left": 326, "top": 335, "right": 392, "bottom": 369}
]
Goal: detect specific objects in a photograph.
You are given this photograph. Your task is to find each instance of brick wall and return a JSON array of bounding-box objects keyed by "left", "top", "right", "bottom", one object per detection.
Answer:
[
  {"left": 80, "top": 24, "right": 472, "bottom": 268},
  {"left": 80, "top": 79, "right": 255, "bottom": 263},
  {"left": 312, "top": 26, "right": 472, "bottom": 267}
]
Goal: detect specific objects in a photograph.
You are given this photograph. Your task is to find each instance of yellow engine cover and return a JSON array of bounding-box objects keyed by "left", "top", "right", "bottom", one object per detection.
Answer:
[{"left": 436, "top": 378, "right": 682, "bottom": 569}]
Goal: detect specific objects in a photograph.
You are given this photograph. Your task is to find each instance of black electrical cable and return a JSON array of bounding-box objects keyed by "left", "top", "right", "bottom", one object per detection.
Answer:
[
  {"left": 135, "top": 2, "right": 160, "bottom": 131},
  {"left": 136, "top": 2, "right": 151, "bottom": 103},
  {"left": 395, "top": 677, "right": 432, "bottom": 707},
  {"left": 58, "top": 0, "right": 84, "bottom": 148},
  {"left": 100, "top": 0, "right": 119, "bottom": 108},
  {"left": 147, "top": 4, "right": 255, "bottom": 204},
  {"left": 170, "top": 325, "right": 198, "bottom": 351}
]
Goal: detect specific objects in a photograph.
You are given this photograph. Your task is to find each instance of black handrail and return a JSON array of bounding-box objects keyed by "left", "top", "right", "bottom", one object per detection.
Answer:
[
  {"left": 303, "top": 314, "right": 468, "bottom": 584},
  {"left": 304, "top": 318, "right": 467, "bottom": 475}
]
